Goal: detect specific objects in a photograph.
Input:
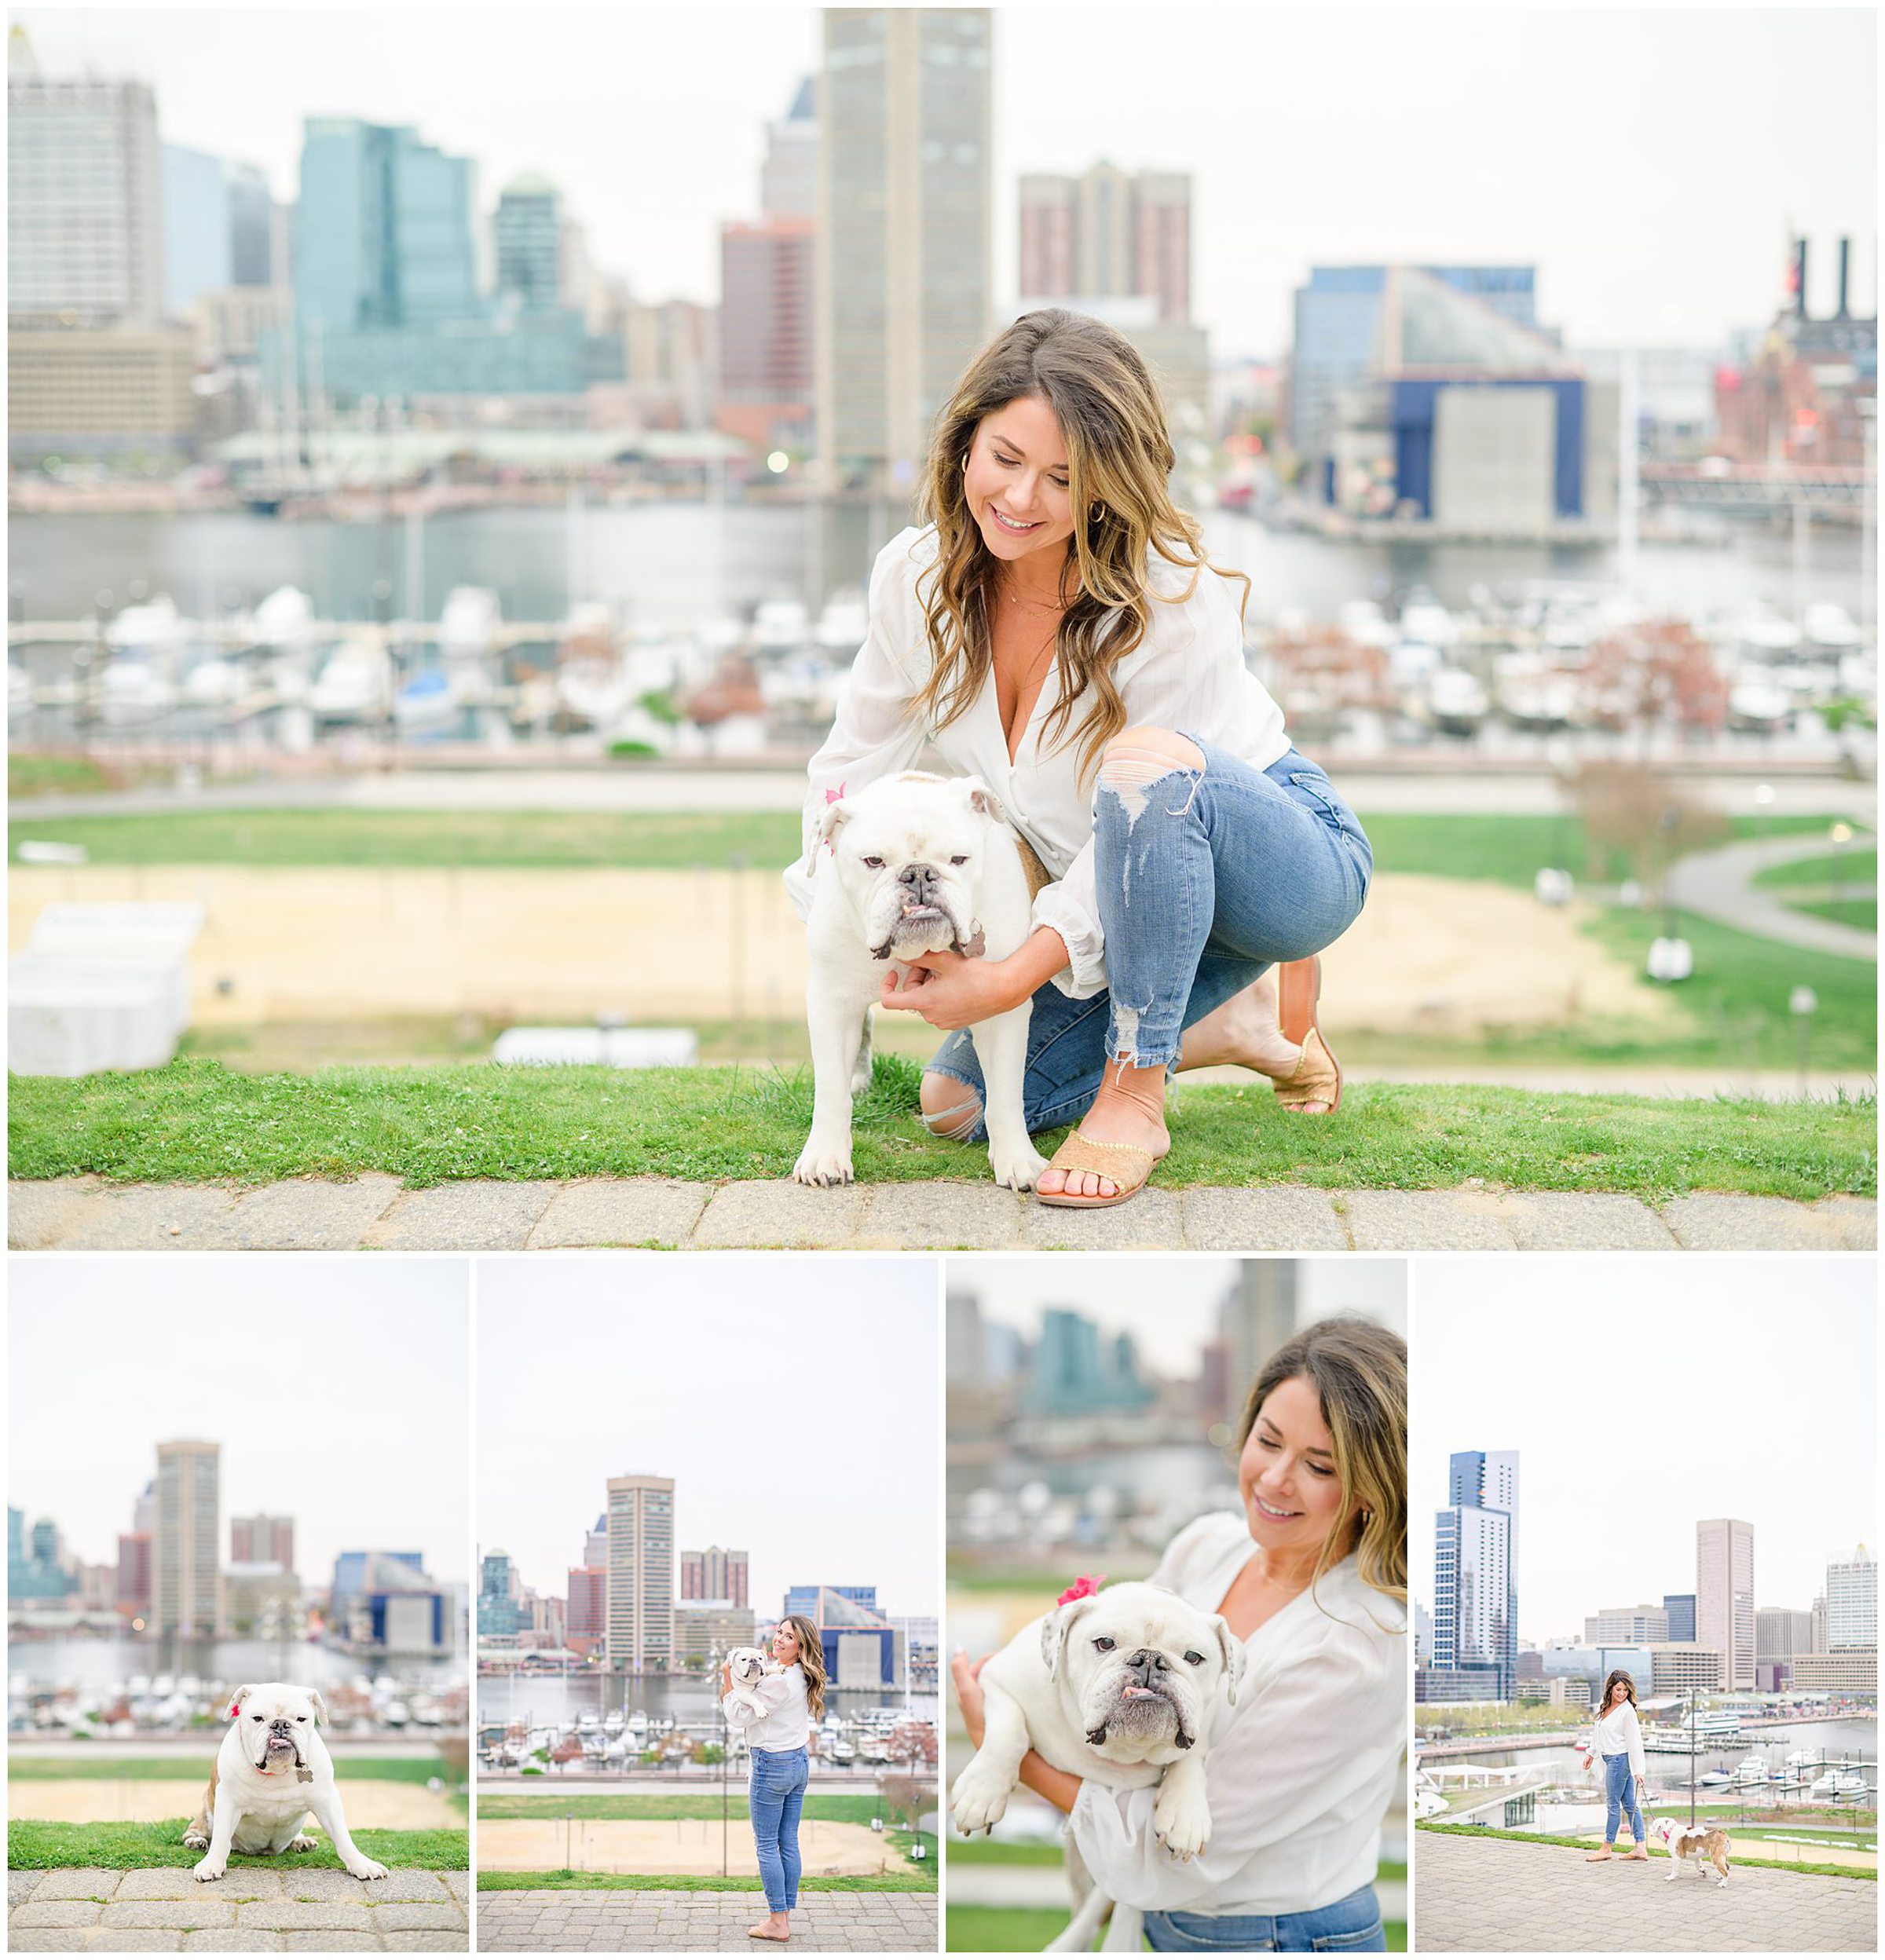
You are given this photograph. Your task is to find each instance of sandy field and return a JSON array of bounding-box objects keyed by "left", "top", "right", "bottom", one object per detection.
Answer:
[
  {"left": 7, "top": 1778, "right": 460, "bottom": 1827},
  {"left": 9, "top": 865, "right": 1682, "bottom": 1039},
  {"left": 476, "top": 1816, "right": 903, "bottom": 1876}
]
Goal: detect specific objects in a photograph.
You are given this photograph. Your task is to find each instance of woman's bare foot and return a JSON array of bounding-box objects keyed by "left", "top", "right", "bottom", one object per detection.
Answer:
[
  {"left": 748, "top": 1911, "right": 790, "bottom": 1941},
  {"left": 1178, "top": 972, "right": 1333, "bottom": 1110},
  {"left": 1036, "top": 1063, "right": 1171, "bottom": 1200},
  {"left": 1584, "top": 1847, "right": 1613, "bottom": 1862},
  {"left": 1623, "top": 1846, "right": 1649, "bottom": 1860}
]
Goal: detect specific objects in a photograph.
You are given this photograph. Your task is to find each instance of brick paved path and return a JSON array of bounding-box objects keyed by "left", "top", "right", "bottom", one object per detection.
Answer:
[
  {"left": 9, "top": 1176, "right": 1876, "bottom": 1252},
  {"left": 477, "top": 1887, "right": 938, "bottom": 1951},
  {"left": 6, "top": 1866, "right": 469, "bottom": 1951},
  {"left": 1415, "top": 1831, "right": 1877, "bottom": 1951}
]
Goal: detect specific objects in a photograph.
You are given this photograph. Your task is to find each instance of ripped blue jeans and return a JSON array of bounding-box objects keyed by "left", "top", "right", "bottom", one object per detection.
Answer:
[{"left": 924, "top": 740, "right": 1371, "bottom": 1138}]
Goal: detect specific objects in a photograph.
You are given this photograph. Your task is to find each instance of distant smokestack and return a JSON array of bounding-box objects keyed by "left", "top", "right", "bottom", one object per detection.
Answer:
[
  {"left": 1836, "top": 237, "right": 1850, "bottom": 320},
  {"left": 1795, "top": 240, "right": 1810, "bottom": 320}
]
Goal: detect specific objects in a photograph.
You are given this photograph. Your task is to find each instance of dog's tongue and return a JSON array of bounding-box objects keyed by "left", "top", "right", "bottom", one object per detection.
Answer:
[{"left": 1122, "top": 1685, "right": 1157, "bottom": 1700}]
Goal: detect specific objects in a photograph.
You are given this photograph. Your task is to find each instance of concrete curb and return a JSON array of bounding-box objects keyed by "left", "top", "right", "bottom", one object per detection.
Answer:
[{"left": 9, "top": 1177, "right": 1876, "bottom": 1252}]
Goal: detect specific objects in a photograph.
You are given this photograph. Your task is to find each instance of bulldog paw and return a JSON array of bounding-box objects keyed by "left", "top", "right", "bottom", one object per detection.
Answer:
[
  {"left": 346, "top": 1857, "right": 390, "bottom": 1881},
  {"left": 287, "top": 1835, "right": 319, "bottom": 1852},
  {"left": 182, "top": 1830, "right": 210, "bottom": 1851},
  {"left": 192, "top": 1857, "right": 227, "bottom": 1883},
  {"left": 1153, "top": 1787, "right": 1211, "bottom": 1863},
  {"left": 950, "top": 1768, "right": 1013, "bottom": 1838},
  {"left": 989, "top": 1143, "right": 1050, "bottom": 1192},
  {"left": 792, "top": 1143, "right": 855, "bottom": 1187}
]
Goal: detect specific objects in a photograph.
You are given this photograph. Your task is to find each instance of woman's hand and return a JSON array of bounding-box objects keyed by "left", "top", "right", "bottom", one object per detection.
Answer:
[
  {"left": 880, "top": 950, "right": 1022, "bottom": 1030},
  {"left": 720, "top": 1662, "right": 732, "bottom": 1695},
  {"left": 950, "top": 1647, "right": 991, "bottom": 1749}
]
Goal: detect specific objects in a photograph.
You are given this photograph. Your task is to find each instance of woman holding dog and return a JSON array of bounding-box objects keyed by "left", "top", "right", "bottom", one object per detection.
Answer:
[
  {"left": 1583, "top": 1669, "right": 1651, "bottom": 1863},
  {"left": 788, "top": 307, "right": 1371, "bottom": 1207},
  {"left": 952, "top": 1316, "right": 1407, "bottom": 1951},
  {"left": 720, "top": 1615, "right": 827, "bottom": 1944}
]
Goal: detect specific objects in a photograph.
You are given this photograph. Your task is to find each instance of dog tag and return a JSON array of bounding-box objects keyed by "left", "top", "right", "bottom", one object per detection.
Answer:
[{"left": 296, "top": 1767, "right": 314, "bottom": 1783}]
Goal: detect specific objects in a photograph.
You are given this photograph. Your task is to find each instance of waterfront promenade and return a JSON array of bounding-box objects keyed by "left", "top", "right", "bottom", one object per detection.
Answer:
[
  {"left": 1415, "top": 1830, "right": 1876, "bottom": 1951},
  {"left": 478, "top": 1889, "right": 935, "bottom": 1952}
]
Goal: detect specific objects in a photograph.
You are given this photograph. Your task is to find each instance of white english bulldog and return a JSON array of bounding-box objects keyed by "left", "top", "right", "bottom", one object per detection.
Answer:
[
  {"left": 724, "top": 1645, "right": 778, "bottom": 1722},
  {"left": 1652, "top": 1815, "right": 1732, "bottom": 1886},
  {"left": 950, "top": 1582, "right": 1245, "bottom": 1954},
  {"left": 183, "top": 1680, "right": 387, "bottom": 1884},
  {"left": 794, "top": 770, "right": 1047, "bottom": 1193}
]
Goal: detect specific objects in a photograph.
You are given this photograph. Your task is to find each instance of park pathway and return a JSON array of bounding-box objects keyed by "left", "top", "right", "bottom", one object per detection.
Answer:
[
  {"left": 7, "top": 1866, "right": 468, "bottom": 1951},
  {"left": 477, "top": 1888, "right": 936, "bottom": 1952},
  {"left": 1415, "top": 1831, "right": 1876, "bottom": 1951},
  {"left": 1666, "top": 833, "right": 1877, "bottom": 960},
  {"left": 9, "top": 1175, "right": 1876, "bottom": 1252}
]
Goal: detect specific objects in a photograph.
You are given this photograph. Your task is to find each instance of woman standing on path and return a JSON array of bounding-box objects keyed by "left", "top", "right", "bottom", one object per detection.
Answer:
[
  {"left": 787, "top": 307, "right": 1371, "bottom": 1209},
  {"left": 951, "top": 1316, "right": 1407, "bottom": 1951},
  {"left": 1584, "top": 1670, "right": 1651, "bottom": 1863},
  {"left": 722, "top": 1615, "right": 826, "bottom": 1943}
]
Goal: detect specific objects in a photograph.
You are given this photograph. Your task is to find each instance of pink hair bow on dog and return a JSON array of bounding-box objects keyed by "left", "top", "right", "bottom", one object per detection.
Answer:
[
  {"left": 824, "top": 783, "right": 846, "bottom": 805},
  {"left": 1057, "top": 1574, "right": 1106, "bottom": 1606}
]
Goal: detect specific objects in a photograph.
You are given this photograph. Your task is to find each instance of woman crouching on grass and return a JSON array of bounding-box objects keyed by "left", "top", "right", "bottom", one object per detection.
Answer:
[
  {"left": 722, "top": 1614, "right": 826, "bottom": 1943},
  {"left": 1584, "top": 1669, "right": 1651, "bottom": 1864}
]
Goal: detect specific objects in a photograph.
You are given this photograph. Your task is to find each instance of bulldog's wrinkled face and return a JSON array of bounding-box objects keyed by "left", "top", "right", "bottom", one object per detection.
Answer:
[
  {"left": 819, "top": 774, "right": 1006, "bottom": 963},
  {"left": 228, "top": 1681, "right": 325, "bottom": 1773},
  {"left": 727, "top": 1646, "right": 769, "bottom": 1687},
  {"left": 1041, "top": 1582, "right": 1243, "bottom": 1764}
]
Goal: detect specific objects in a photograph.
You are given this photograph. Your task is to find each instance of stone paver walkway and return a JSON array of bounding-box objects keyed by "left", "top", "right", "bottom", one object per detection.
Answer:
[
  {"left": 1415, "top": 1830, "right": 1876, "bottom": 1951},
  {"left": 477, "top": 1887, "right": 936, "bottom": 1951},
  {"left": 9, "top": 1176, "right": 1876, "bottom": 1252},
  {"left": 1667, "top": 833, "right": 1877, "bottom": 960},
  {"left": 6, "top": 1866, "right": 468, "bottom": 1951}
]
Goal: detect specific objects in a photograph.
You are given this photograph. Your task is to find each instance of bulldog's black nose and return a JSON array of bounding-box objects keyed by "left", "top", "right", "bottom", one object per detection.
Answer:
[
  {"left": 898, "top": 862, "right": 939, "bottom": 903},
  {"left": 1126, "top": 1649, "right": 1169, "bottom": 1683}
]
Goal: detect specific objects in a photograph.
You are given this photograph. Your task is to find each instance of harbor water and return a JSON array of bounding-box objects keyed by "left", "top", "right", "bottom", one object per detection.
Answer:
[{"left": 477, "top": 1669, "right": 937, "bottom": 1735}]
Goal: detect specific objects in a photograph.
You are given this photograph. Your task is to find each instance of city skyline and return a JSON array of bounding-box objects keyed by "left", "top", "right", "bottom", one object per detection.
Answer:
[
  {"left": 961, "top": 1256, "right": 1407, "bottom": 1374},
  {"left": 8, "top": 1260, "right": 470, "bottom": 1585},
  {"left": 476, "top": 1259, "right": 939, "bottom": 1614},
  {"left": 14, "top": 5, "right": 1874, "bottom": 355},
  {"left": 1413, "top": 1260, "right": 1877, "bottom": 1642}
]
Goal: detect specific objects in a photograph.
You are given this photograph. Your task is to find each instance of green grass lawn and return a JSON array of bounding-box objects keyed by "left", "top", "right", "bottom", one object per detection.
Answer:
[
  {"left": 7, "top": 1756, "right": 445, "bottom": 1784},
  {"left": 478, "top": 1869, "right": 935, "bottom": 1892},
  {"left": 1752, "top": 848, "right": 1878, "bottom": 890},
  {"left": 1791, "top": 897, "right": 1878, "bottom": 931},
  {"left": 8, "top": 1054, "right": 1874, "bottom": 1199},
  {"left": 6, "top": 1819, "right": 467, "bottom": 1870},
  {"left": 8, "top": 753, "right": 122, "bottom": 801},
  {"left": 476, "top": 1793, "right": 897, "bottom": 1823}
]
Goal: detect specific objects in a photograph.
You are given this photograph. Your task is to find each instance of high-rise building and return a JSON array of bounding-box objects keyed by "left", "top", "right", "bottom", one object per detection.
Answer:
[
  {"left": 1755, "top": 1607, "right": 1816, "bottom": 1662},
  {"left": 230, "top": 1514, "right": 294, "bottom": 1570},
  {"left": 153, "top": 1440, "right": 221, "bottom": 1637},
  {"left": 1826, "top": 1545, "right": 1876, "bottom": 1650},
  {"left": 116, "top": 1533, "right": 152, "bottom": 1614},
  {"left": 567, "top": 1566, "right": 606, "bottom": 1644},
  {"left": 680, "top": 1547, "right": 749, "bottom": 1607},
  {"left": 494, "top": 175, "right": 563, "bottom": 313},
  {"left": 719, "top": 215, "right": 814, "bottom": 452},
  {"left": 162, "top": 143, "right": 232, "bottom": 317},
  {"left": 1696, "top": 1519, "right": 1755, "bottom": 1689},
  {"left": 584, "top": 1515, "right": 608, "bottom": 1569},
  {"left": 1432, "top": 1450, "right": 1518, "bottom": 1699},
  {"left": 606, "top": 1475, "right": 674, "bottom": 1673},
  {"left": 8, "top": 41, "right": 163, "bottom": 327},
  {"left": 478, "top": 1549, "right": 531, "bottom": 1636},
  {"left": 1649, "top": 1644, "right": 1726, "bottom": 1696},
  {"left": 1663, "top": 1593, "right": 1696, "bottom": 1643},
  {"left": 1018, "top": 163, "right": 1191, "bottom": 324},
  {"left": 225, "top": 160, "right": 276, "bottom": 288},
  {"left": 1583, "top": 1604, "right": 1670, "bottom": 1644},
  {"left": 816, "top": 7, "right": 991, "bottom": 494},
  {"left": 1025, "top": 1308, "right": 1155, "bottom": 1418},
  {"left": 1216, "top": 1263, "right": 1298, "bottom": 1429},
  {"left": 761, "top": 75, "right": 817, "bottom": 220},
  {"left": 785, "top": 1584, "right": 896, "bottom": 1688},
  {"left": 674, "top": 1600, "right": 757, "bottom": 1661},
  {"left": 331, "top": 1550, "right": 426, "bottom": 1611}
]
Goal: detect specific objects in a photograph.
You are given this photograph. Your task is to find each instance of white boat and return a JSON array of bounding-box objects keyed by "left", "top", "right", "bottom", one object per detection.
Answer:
[
  {"left": 9, "top": 664, "right": 35, "bottom": 722},
  {"left": 393, "top": 667, "right": 459, "bottom": 735},
  {"left": 751, "top": 597, "right": 811, "bottom": 656},
  {"left": 828, "top": 1735, "right": 856, "bottom": 1764},
  {"left": 1696, "top": 1769, "right": 1732, "bottom": 1786},
  {"left": 104, "top": 594, "right": 186, "bottom": 656},
  {"left": 440, "top": 586, "right": 502, "bottom": 661},
  {"left": 252, "top": 585, "right": 317, "bottom": 653},
  {"left": 1399, "top": 594, "right": 1460, "bottom": 649},
  {"left": 310, "top": 637, "right": 392, "bottom": 722},
  {"left": 1494, "top": 653, "right": 1583, "bottom": 731},
  {"left": 576, "top": 1709, "right": 599, "bottom": 1731},
  {"left": 555, "top": 658, "right": 630, "bottom": 730},
  {"left": 1727, "top": 675, "right": 1793, "bottom": 733},
  {"left": 1803, "top": 602, "right": 1865, "bottom": 650},
  {"left": 1426, "top": 665, "right": 1490, "bottom": 736},
  {"left": 182, "top": 656, "right": 247, "bottom": 707},
  {"left": 1731, "top": 1755, "right": 1769, "bottom": 1784},
  {"left": 1785, "top": 1750, "right": 1821, "bottom": 1768},
  {"left": 604, "top": 1709, "right": 625, "bottom": 1735},
  {"left": 97, "top": 657, "right": 176, "bottom": 725},
  {"left": 814, "top": 588, "right": 869, "bottom": 655}
]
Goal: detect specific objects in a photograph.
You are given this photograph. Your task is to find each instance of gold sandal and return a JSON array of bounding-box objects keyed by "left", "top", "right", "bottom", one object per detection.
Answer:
[
  {"left": 1034, "top": 1132, "right": 1162, "bottom": 1210},
  {"left": 1272, "top": 956, "right": 1343, "bottom": 1113}
]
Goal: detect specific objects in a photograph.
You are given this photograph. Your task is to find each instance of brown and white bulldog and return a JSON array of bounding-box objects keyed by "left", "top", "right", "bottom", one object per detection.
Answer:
[
  {"left": 183, "top": 1681, "right": 387, "bottom": 1883},
  {"left": 1651, "top": 1816, "right": 1732, "bottom": 1887}
]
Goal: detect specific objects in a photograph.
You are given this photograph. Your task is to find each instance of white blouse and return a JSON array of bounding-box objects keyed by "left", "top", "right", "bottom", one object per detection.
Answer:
[
  {"left": 783, "top": 525, "right": 1290, "bottom": 999},
  {"left": 1067, "top": 1513, "right": 1407, "bottom": 1920},
  {"left": 721, "top": 1662, "right": 811, "bottom": 1752},
  {"left": 1593, "top": 1701, "right": 1646, "bottom": 1781}
]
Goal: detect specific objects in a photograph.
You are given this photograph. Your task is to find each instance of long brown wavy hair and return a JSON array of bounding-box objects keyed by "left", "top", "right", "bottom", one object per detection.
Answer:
[
  {"left": 780, "top": 1614, "right": 827, "bottom": 1721},
  {"left": 1235, "top": 1315, "right": 1407, "bottom": 1617},
  {"left": 913, "top": 307, "right": 1250, "bottom": 781},
  {"left": 1600, "top": 1669, "right": 1638, "bottom": 1714}
]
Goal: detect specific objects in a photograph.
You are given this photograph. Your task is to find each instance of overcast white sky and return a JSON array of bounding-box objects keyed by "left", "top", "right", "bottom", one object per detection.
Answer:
[
  {"left": 477, "top": 1258, "right": 939, "bottom": 1617},
  {"left": 1412, "top": 1258, "right": 1877, "bottom": 1647},
  {"left": 9, "top": 1259, "right": 471, "bottom": 1585},
  {"left": 958, "top": 1255, "right": 1408, "bottom": 1373},
  {"left": 14, "top": 3, "right": 1875, "bottom": 354}
]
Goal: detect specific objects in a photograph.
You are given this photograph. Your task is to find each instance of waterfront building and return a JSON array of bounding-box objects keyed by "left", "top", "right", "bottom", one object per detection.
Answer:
[
  {"left": 478, "top": 1549, "right": 530, "bottom": 1636},
  {"left": 1216, "top": 1263, "right": 1297, "bottom": 1428},
  {"left": 338, "top": 1550, "right": 448, "bottom": 1653},
  {"left": 1826, "top": 1545, "right": 1877, "bottom": 1650},
  {"left": 567, "top": 1566, "right": 606, "bottom": 1646},
  {"left": 531, "top": 1592, "right": 566, "bottom": 1650},
  {"left": 606, "top": 1474, "right": 675, "bottom": 1674},
  {"left": 620, "top": 296, "right": 717, "bottom": 430},
  {"left": 1019, "top": 163, "right": 1192, "bottom": 324},
  {"left": 1416, "top": 1603, "right": 1435, "bottom": 1666},
  {"left": 1649, "top": 1643, "right": 1726, "bottom": 1697},
  {"left": 8, "top": 1507, "right": 73, "bottom": 1603},
  {"left": 1789, "top": 1647, "right": 1878, "bottom": 1696},
  {"left": 331, "top": 1549, "right": 426, "bottom": 1611},
  {"left": 1696, "top": 1519, "right": 1755, "bottom": 1690},
  {"left": 584, "top": 1515, "right": 607, "bottom": 1569},
  {"left": 1755, "top": 1607, "right": 1817, "bottom": 1662},
  {"left": 7, "top": 324, "right": 198, "bottom": 465},
  {"left": 891, "top": 1614, "right": 940, "bottom": 1689},
  {"left": 679, "top": 1547, "right": 750, "bottom": 1608},
  {"left": 789, "top": 1583, "right": 897, "bottom": 1689},
  {"left": 816, "top": 7, "right": 991, "bottom": 495},
  {"left": 1024, "top": 1307, "right": 1156, "bottom": 1419},
  {"left": 495, "top": 174, "right": 563, "bottom": 313},
  {"left": 719, "top": 216, "right": 814, "bottom": 454},
  {"left": 153, "top": 1440, "right": 220, "bottom": 1638},
  {"left": 231, "top": 1513, "right": 294, "bottom": 1570},
  {"left": 162, "top": 143, "right": 232, "bottom": 318},
  {"left": 224, "top": 1560, "right": 300, "bottom": 1633},
  {"left": 761, "top": 75, "right": 818, "bottom": 221},
  {"left": 1663, "top": 1592, "right": 1696, "bottom": 1643},
  {"left": 1436, "top": 1451, "right": 1518, "bottom": 1699},
  {"left": 1583, "top": 1604, "right": 1671, "bottom": 1644},
  {"left": 116, "top": 1532, "right": 152, "bottom": 1616},
  {"left": 1415, "top": 1664, "right": 1504, "bottom": 1703},
  {"left": 785, "top": 1583, "right": 877, "bottom": 1621},
  {"left": 226, "top": 159, "right": 277, "bottom": 288},
  {"left": 675, "top": 1600, "right": 757, "bottom": 1663}
]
